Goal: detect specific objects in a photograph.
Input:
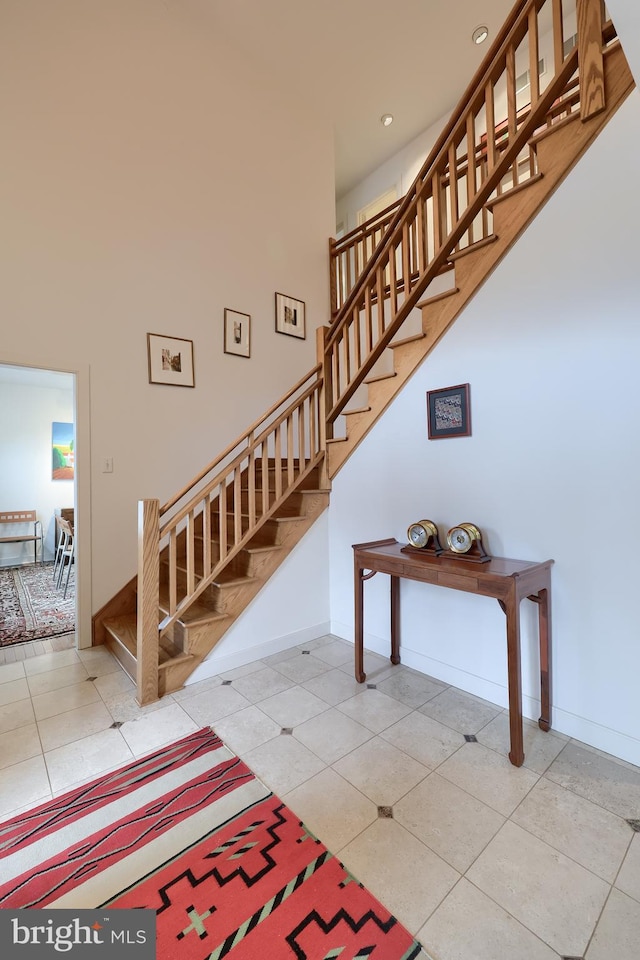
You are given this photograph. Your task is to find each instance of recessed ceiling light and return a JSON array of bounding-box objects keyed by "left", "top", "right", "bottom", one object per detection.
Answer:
[
  {"left": 472, "top": 25, "right": 489, "bottom": 45},
  {"left": 380, "top": 114, "right": 394, "bottom": 127}
]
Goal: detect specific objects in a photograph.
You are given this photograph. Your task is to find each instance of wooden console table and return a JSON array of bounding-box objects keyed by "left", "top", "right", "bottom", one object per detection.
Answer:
[{"left": 353, "top": 538, "right": 553, "bottom": 767}]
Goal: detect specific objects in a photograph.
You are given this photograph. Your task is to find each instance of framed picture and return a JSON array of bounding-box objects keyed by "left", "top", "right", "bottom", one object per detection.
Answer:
[
  {"left": 147, "top": 333, "right": 195, "bottom": 387},
  {"left": 224, "top": 308, "right": 251, "bottom": 358},
  {"left": 427, "top": 383, "right": 471, "bottom": 439},
  {"left": 275, "top": 292, "right": 305, "bottom": 339},
  {"left": 52, "top": 422, "right": 74, "bottom": 480}
]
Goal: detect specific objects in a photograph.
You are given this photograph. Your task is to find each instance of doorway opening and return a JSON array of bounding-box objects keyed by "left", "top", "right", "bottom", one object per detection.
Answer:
[{"left": 0, "top": 362, "right": 78, "bottom": 654}]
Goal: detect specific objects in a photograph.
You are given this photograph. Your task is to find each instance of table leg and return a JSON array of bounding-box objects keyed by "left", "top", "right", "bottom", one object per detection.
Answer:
[
  {"left": 505, "top": 592, "right": 524, "bottom": 767},
  {"left": 354, "top": 563, "right": 366, "bottom": 683},
  {"left": 537, "top": 586, "right": 551, "bottom": 731},
  {"left": 390, "top": 575, "right": 400, "bottom": 665}
]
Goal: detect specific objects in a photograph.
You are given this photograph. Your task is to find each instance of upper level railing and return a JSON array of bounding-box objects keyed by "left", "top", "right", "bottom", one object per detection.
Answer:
[{"left": 324, "top": 0, "right": 614, "bottom": 424}]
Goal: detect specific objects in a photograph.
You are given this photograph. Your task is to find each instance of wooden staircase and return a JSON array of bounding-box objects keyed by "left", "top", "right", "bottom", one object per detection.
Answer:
[{"left": 92, "top": 0, "right": 635, "bottom": 705}]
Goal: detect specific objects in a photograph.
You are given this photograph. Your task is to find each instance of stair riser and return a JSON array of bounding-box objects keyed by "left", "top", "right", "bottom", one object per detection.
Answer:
[
  {"left": 162, "top": 542, "right": 280, "bottom": 582},
  {"left": 103, "top": 631, "right": 137, "bottom": 685}
]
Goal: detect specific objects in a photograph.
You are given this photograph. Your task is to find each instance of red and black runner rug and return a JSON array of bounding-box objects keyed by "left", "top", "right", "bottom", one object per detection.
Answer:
[{"left": 0, "top": 727, "right": 428, "bottom": 959}]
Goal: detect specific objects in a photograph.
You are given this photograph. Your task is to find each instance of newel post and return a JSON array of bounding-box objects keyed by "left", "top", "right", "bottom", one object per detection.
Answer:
[
  {"left": 137, "top": 498, "right": 160, "bottom": 706},
  {"left": 577, "top": 0, "right": 606, "bottom": 120}
]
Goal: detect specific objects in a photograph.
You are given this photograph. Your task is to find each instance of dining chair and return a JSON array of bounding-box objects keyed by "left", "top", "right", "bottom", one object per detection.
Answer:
[{"left": 55, "top": 517, "right": 75, "bottom": 598}]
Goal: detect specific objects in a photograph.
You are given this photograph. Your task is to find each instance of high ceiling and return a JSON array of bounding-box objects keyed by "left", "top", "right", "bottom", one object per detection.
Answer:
[{"left": 210, "top": 0, "right": 515, "bottom": 198}]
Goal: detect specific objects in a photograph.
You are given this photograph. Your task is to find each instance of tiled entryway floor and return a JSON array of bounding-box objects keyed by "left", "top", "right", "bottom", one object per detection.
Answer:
[{"left": 1, "top": 635, "right": 639, "bottom": 959}]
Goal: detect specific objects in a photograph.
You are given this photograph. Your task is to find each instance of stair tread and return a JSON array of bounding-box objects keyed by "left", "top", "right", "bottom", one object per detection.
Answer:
[
  {"left": 215, "top": 510, "right": 304, "bottom": 522},
  {"left": 103, "top": 614, "right": 137, "bottom": 655},
  {"left": 447, "top": 235, "right": 498, "bottom": 261},
  {"left": 215, "top": 571, "right": 260, "bottom": 586},
  {"left": 364, "top": 370, "right": 397, "bottom": 385},
  {"left": 389, "top": 332, "right": 427, "bottom": 348},
  {"left": 485, "top": 172, "right": 544, "bottom": 210},
  {"left": 103, "top": 613, "right": 196, "bottom": 666},
  {"left": 416, "top": 287, "right": 459, "bottom": 309},
  {"left": 158, "top": 591, "right": 230, "bottom": 626},
  {"left": 528, "top": 110, "right": 579, "bottom": 146},
  {"left": 343, "top": 406, "right": 371, "bottom": 416}
]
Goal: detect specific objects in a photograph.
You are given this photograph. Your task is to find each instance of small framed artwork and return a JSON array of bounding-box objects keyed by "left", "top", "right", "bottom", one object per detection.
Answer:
[
  {"left": 224, "top": 308, "right": 251, "bottom": 358},
  {"left": 147, "top": 333, "right": 195, "bottom": 387},
  {"left": 427, "top": 383, "right": 471, "bottom": 439},
  {"left": 275, "top": 292, "right": 305, "bottom": 339}
]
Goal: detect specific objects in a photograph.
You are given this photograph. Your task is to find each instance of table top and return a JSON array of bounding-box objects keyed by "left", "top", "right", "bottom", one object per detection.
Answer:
[{"left": 353, "top": 538, "right": 553, "bottom": 582}]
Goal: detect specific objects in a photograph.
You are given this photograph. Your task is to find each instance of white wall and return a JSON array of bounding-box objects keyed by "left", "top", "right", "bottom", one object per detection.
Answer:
[
  {"left": 329, "top": 90, "right": 640, "bottom": 766},
  {"left": 0, "top": 0, "right": 335, "bottom": 649},
  {"left": 0, "top": 379, "right": 74, "bottom": 564}
]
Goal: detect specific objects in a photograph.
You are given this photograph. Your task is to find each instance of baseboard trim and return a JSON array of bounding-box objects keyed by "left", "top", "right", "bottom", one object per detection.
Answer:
[
  {"left": 185, "top": 621, "right": 332, "bottom": 684},
  {"left": 330, "top": 620, "right": 640, "bottom": 766}
]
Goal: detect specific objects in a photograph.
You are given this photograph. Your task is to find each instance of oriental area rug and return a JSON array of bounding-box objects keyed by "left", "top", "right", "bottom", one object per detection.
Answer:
[
  {"left": 0, "top": 727, "right": 427, "bottom": 960},
  {"left": 0, "top": 562, "right": 75, "bottom": 646}
]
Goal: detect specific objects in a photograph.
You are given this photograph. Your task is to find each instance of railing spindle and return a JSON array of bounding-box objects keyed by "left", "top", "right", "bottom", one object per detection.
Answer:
[
  {"left": 287, "top": 414, "right": 294, "bottom": 484},
  {"left": 169, "top": 527, "right": 177, "bottom": 613},
  {"left": 219, "top": 482, "right": 227, "bottom": 561},
  {"left": 529, "top": 5, "right": 540, "bottom": 104},
  {"left": 274, "top": 426, "right": 282, "bottom": 501},
  {"left": 376, "top": 266, "right": 385, "bottom": 337},
  {"left": 389, "top": 244, "right": 398, "bottom": 317},
  {"left": 298, "top": 403, "right": 305, "bottom": 471},
  {"left": 203, "top": 493, "right": 211, "bottom": 577},
  {"left": 432, "top": 170, "right": 443, "bottom": 251},
  {"left": 261, "top": 443, "right": 269, "bottom": 515},
  {"left": 187, "top": 510, "right": 195, "bottom": 596},
  {"left": 329, "top": 238, "right": 338, "bottom": 317},
  {"left": 402, "top": 221, "right": 411, "bottom": 296},
  {"left": 248, "top": 449, "right": 256, "bottom": 525},
  {"left": 506, "top": 45, "right": 518, "bottom": 188},
  {"left": 552, "top": 0, "right": 565, "bottom": 73}
]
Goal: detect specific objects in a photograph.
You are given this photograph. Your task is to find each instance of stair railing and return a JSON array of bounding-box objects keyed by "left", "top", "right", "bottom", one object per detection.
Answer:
[
  {"left": 136, "top": 361, "right": 326, "bottom": 701},
  {"left": 324, "top": 0, "right": 613, "bottom": 427}
]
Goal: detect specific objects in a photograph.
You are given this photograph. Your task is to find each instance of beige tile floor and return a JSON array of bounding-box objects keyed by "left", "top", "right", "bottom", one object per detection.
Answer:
[{"left": 1, "top": 634, "right": 639, "bottom": 960}]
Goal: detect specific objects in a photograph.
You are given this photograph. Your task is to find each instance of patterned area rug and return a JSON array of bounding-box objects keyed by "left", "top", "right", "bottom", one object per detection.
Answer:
[
  {"left": 0, "top": 562, "right": 75, "bottom": 646},
  {"left": 0, "top": 728, "right": 427, "bottom": 960}
]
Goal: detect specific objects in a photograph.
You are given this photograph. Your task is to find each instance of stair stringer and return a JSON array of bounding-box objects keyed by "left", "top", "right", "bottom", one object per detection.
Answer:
[{"left": 327, "top": 41, "right": 634, "bottom": 479}]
